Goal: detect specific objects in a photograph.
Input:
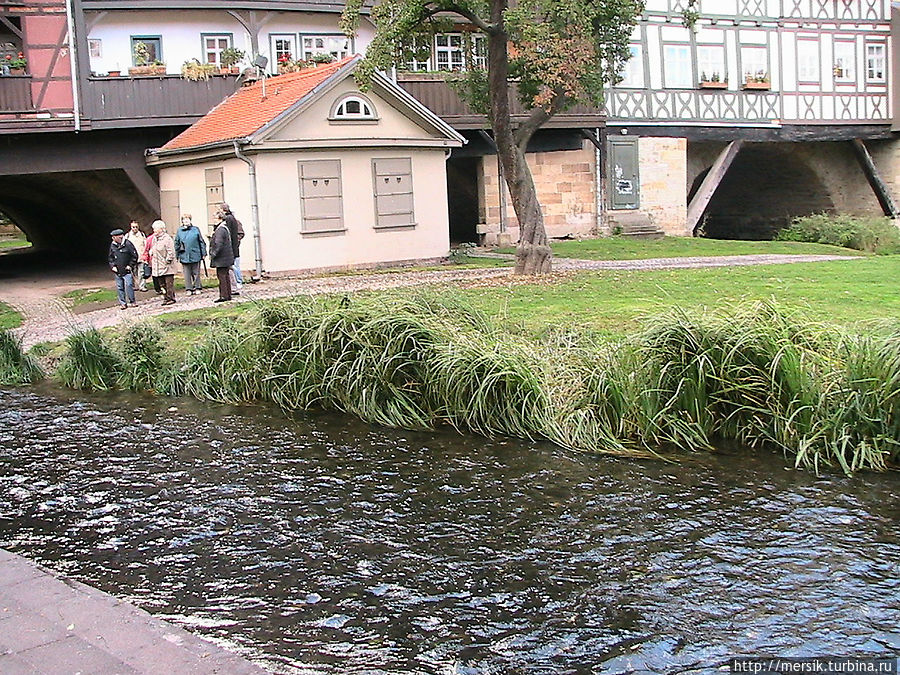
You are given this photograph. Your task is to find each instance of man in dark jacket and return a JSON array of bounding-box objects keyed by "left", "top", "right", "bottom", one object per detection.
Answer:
[
  {"left": 108, "top": 228, "right": 138, "bottom": 310},
  {"left": 208, "top": 216, "right": 234, "bottom": 303},
  {"left": 220, "top": 203, "right": 244, "bottom": 293}
]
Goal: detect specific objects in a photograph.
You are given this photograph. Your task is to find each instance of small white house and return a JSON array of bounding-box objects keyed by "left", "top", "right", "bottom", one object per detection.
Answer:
[{"left": 146, "top": 56, "right": 465, "bottom": 276}]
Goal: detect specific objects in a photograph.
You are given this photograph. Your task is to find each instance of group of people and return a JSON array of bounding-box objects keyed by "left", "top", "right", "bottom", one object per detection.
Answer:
[{"left": 107, "top": 204, "right": 244, "bottom": 310}]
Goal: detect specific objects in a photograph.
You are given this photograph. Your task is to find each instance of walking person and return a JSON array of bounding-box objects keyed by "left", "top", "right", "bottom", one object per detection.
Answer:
[
  {"left": 208, "top": 214, "right": 234, "bottom": 303},
  {"left": 108, "top": 228, "right": 138, "bottom": 310},
  {"left": 173, "top": 214, "right": 207, "bottom": 295},
  {"left": 124, "top": 220, "right": 147, "bottom": 292},
  {"left": 141, "top": 231, "right": 162, "bottom": 295},
  {"left": 150, "top": 220, "right": 178, "bottom": 305},
  {"left": 220, "top": 204, "right": 244, "bottom": 294}
]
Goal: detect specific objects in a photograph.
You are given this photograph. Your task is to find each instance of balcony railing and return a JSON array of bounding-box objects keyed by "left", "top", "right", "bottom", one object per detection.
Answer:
[
  {"left": 397, "top": 74, "right": 605, "bottom": 129},
  {"left": 82, "top": 73, "right": 240, "bottom": 128},
  {"left": 0, "top": 75, "right": 33, "bottom": 112}
]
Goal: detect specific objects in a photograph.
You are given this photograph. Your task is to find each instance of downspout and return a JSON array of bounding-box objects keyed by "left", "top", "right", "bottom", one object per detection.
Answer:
[
  {"left": 64, "top": 0, "right": 81, "bottom": 131},
  {"left": 233, "top": 140, "right": 263, "bottom": 280}
]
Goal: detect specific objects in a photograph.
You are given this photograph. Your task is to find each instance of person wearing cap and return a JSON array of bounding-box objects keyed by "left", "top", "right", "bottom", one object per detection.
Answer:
[
  {"left": 108, "top": 228, "right": 138, "bottom": 310},
  {"left": 219, "top": 203, "right": 244, "bottom": 294}
]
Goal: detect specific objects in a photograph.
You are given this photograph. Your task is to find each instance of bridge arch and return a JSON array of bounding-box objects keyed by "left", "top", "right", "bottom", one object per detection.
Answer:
[{"left": 688, "top": 142, "right": 837, "bottom": 239}]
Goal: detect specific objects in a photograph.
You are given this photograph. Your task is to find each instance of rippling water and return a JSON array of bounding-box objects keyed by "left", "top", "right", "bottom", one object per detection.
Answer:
[{"left": 0, "top": 386, "right": 898, "bottom": 674}]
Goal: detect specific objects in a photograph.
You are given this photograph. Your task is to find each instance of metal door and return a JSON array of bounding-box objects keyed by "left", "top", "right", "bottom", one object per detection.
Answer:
[{"left": 608, "top": 136, "right": 640, "bottom": 210}]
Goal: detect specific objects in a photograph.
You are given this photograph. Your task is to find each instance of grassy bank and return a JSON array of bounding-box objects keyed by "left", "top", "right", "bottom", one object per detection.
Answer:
[
  {"left": 27, "top": 292, "right": 900, "bottom": 475},
  {"left": 0, "top": 301, "right": 23, "bottom": 330},
  {"left": 495, "top": 236, "right": 865, "bottom": 260}
]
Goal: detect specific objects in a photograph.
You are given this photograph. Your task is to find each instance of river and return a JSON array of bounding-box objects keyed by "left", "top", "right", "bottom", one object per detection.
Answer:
[{"left": 0, "top": 386, "right": 897, "bottom": 674}]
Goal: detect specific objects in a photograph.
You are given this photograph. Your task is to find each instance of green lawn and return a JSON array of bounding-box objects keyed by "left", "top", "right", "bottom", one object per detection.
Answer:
[
  {"left": 0, "top": 235, "right": 31, "bottom": 251},
  {"left": 455, "top": 257, "right": 900, "bottom": 337},
  {"left": 496, "top": 236, "right": 864, "bottom": 260},
  {"left": 0, "top": 301, "right": 23, "bottom": 330}
]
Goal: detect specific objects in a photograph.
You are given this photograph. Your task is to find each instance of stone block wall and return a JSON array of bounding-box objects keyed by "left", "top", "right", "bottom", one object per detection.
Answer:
[
  {"left": 481, "top": 142, "right": 598, "bottom": 242},
  {"left": 636, "top": 136, "right": 689, "bottom": 235}
]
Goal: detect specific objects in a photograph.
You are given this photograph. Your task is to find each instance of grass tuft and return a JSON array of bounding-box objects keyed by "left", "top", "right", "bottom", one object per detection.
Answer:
[{"left": 0, "top": 329, "right": 43, "bottom": 385}]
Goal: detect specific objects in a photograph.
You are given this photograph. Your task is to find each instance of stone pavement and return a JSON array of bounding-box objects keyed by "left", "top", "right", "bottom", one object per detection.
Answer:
[{"left": 0, "top": 548, "right": 269, "bottom": 674}]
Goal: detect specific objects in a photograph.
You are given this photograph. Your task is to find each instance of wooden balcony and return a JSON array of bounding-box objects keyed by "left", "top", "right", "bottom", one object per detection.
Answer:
[
  {"left": 82, "top": 73, "right": 240, "bottom": 128},
  {"left": 0, "top": 75, "right": 34, "bottom": 112},
  {"left": 396, "top": 73, "right": 605, "bottom": 129}
]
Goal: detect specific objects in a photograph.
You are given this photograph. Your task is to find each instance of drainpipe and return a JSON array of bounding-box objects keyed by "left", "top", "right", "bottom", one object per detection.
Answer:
[
  {"left": 64, "top": 0, "right": 81, "bottom": 131},
  {"left": 233, "top": 140, "right": 263, "bottom": 280}
]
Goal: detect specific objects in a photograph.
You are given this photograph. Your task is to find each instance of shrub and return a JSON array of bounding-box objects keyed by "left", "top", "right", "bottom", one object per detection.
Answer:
[
  {"left": 0, "top": 329, "right": 43, "bottom": 385},
  {"left": 117, "top": 320, "right": 168, "bottom": 391},
  {"left": 776, "top": 214, "right": 900, "bottom": 253},
  {"left": 56, "top": 328, "right": 121, "bottom": 390}
]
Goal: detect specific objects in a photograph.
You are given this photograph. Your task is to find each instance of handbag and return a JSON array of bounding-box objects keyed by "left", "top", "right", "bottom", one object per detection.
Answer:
[{"left": 143, "top": 263, "right": 152, "bottom": 279}]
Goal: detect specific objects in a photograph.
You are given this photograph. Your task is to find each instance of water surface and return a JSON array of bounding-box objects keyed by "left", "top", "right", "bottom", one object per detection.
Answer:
[{"left": 0, "top": 386, "right": 897, "bottom": 674}]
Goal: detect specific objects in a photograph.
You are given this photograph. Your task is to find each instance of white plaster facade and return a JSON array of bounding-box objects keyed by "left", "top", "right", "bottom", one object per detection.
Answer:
[
  {"left": 148, "top": 68, "right": 464, "bottom": 275},
  {"left": 86, "top": 10, "right": 374, "bottom": 76}
]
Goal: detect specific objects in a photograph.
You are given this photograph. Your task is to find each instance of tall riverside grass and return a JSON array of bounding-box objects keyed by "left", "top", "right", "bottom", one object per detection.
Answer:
[
  {"left": 56, "top": 328, "right": 121, "bottom": 390},
  {"left": 118, "top": 320, "right": 168, "bottom": 391},
  {"left": 51, "top": 295, "right": 900, "bottom": 474},
  {"left": 0, "top": 329, "right": 43, "bottom": 385}
]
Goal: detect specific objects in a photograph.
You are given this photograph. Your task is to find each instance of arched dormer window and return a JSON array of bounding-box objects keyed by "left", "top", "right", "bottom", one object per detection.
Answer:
[{"left": 329, "top": 94, "right": 378, "bottom": 122}]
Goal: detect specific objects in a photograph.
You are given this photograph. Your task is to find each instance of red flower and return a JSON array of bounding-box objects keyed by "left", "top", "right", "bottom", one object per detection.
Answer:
[{"left": 4, "top": 55, "right": 10, "bottom": 60}]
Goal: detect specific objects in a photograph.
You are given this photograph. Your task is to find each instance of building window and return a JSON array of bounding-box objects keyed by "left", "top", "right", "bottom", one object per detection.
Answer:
[
  {"left": 301, "top": 34, "right": 350, "bottom": 62},
  {"left": 202, "top": 34, "right": 232, "bottom": 66},
  {"left": 298, "top": 160, "right": 344, "bottom": 234},
  {"left": 130, "top": 36, "right": 161, "bottom": 65},
  {"left": 204, "top": 168, "right": 224, "bottom": 231},
  {"left": 740, "top": 46, "right": 768, "bottom": 82},
  {"left": 401, "top": 35, "right": 432, "bottom": 72},
  {"left": 435, "top": 33, "right": 464, "bottom": 71},
  {"left": 331, "top": 94, "right": 377, "bottom": 120},
  {"left": 663, "top": 44, "right": 692, "bottom": 88},
  {"left": 471, "top": 34, "right": 487, "bottom": 69},
  {"left": 88, "top": 39, "right": 102, "bottom": 58},
  {"left": 797, "top": 39, "right": 820, "bottom": 83},
  {"left": 373, "top": 158, "right": 415, "bottom": 229},
  {"left": 833, "top": 40, "right": 855, "bottom": 82},
  {"left": 865, "top": 42, "right": 885, "bottom": 82},
  {"left": 697, "top": 45, "right": 726, "bottom": 83},
  {"left": 617, "top": 44, "right": 644, "bottom": 87},
  {"left": 271, "top": 34, "right": 297, "bottom": 72}
]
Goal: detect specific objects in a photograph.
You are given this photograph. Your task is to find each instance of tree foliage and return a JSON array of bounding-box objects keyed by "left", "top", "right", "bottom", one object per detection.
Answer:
[{"left": 342, "top": 0, "right": 644, "bottom": 275}]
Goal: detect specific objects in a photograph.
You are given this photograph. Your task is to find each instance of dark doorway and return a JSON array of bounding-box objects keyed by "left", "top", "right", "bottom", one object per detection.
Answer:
[{"left": 447, "top": 157, "right": 480, "bottom": 244}]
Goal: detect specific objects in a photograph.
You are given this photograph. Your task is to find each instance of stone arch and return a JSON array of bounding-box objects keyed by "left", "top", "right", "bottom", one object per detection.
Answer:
[
  {"left": 0, "top": 170, "right": 158, "bottom": 261},
  {"left": 689, "top": 142, "right": 836, "bottom": 239}
]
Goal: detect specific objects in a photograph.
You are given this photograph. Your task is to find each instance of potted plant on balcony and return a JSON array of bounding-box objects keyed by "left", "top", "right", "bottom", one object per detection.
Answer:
[
  {"left": 277, "top": 53, "right": 303, "bottom": 74},
  {"left": 181, "top": 58, "right": 216, "bottom": 81},
  {"left": 149, "top": 60, "right": 166, "bottom": 76},
  {"left": 3, "top": 52, "right": 27, "bottom": 76},
  {"left": 699, "top": 71, "right": 727, "bottom": 89},
  {"left": 129, "top": 41, "right": 153, "bottom": 76},
  {"left": 743, "top": 70, "right": 770, "bottom": 90},
  {"left": 308, "top": 53, "right": 335, "bottom": 66},
  {"left": 219, "top": 47, "right": 245, "bottom": 74}
]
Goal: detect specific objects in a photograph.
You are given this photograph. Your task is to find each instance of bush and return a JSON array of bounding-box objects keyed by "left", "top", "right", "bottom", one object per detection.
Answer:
[
  {"left": 776, "top": 214, "right": 900, "bottom": 253},
  {"left": 0, "top": 329, "right": 43, "bottom": 385},
  {"left": 56, "top": 328, "right": 121, "bottom": 390},
  {"left": 117, "top": 320, "right": 168, "bottom": 391}
]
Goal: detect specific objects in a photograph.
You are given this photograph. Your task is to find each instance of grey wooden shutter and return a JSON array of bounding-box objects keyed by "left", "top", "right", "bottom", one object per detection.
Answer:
[
  {"left": 205, "top": 168, "right": 224, "bottom": 230},
  {"left": 373, "top": 158, "right": 415, "bottom": 228},
  {"left": 298, "top": 160, "right": 344, "bottom": 233}
]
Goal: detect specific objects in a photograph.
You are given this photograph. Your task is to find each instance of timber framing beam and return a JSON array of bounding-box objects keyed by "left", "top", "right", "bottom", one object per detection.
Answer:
[
  {"left": 687, "top": 140, "right": 743, "bottom": 235},
  {"left": 124, "top": 166, "right": 161, "bottom": 214},
  {"left": 850, "top": 138, "right": 899, "bottom": 217}
]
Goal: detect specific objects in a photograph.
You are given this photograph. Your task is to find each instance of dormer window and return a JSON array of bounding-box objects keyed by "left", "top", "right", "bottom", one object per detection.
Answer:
[{"left": 330, "top": 94, "right": 378, "bottom": 122}]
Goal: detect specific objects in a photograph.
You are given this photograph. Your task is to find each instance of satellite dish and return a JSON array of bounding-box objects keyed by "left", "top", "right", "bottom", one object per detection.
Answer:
[{"left": 252, "top": 55, "right": 268, "bottom": 70}]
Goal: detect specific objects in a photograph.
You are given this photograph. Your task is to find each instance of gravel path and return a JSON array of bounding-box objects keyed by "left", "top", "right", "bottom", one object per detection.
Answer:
[{"left": 1, "top": 253, "right": 858, "bottom": 349}]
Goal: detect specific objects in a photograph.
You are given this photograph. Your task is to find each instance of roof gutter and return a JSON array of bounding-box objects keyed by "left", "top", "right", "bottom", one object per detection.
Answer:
[{"left": 233, "top": 140, "right": 264, "bottom": 281}]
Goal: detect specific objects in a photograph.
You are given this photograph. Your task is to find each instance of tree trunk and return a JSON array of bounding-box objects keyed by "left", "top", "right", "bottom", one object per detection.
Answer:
[{"left": 487, "top": 0, "right": 552, "bottom": 275}]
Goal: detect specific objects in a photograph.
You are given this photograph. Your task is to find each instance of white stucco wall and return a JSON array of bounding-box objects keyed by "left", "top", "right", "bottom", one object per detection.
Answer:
[
  {"left": 86, "top": 10, "right": 373, "bottom": 76},
  {"left": 156, "top": 149, "right": 451, "bottom": 275}
]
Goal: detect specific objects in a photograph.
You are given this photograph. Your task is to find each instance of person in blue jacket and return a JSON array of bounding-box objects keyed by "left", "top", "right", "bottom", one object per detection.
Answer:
[{"left": 173, "top": 214, "right": 207, "bottom": 296}]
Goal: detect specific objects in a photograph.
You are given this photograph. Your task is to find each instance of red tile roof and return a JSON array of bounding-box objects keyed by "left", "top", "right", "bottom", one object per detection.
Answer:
[{"left": 161, "top": 56, "right": 357, "bottom": 152}]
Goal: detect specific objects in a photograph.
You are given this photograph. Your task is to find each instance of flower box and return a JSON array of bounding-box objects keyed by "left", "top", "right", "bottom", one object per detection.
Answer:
[
  {"left": 743, "top": 80, "right": 770, "bottom": 90},
  {"left": 128, "top": 65, "right": 166, "bottom": 77},
  {"left": 699, "top": 80, "right": 728, "bottom": 89}
]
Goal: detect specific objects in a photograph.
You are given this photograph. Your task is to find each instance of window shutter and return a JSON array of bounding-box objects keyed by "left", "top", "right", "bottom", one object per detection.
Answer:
[
  {"left": 298, "top": 160, "right": 344, "bottom": 233},
  {"left": 373, "top": 158, "right": 415, "bottom": 228}
]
